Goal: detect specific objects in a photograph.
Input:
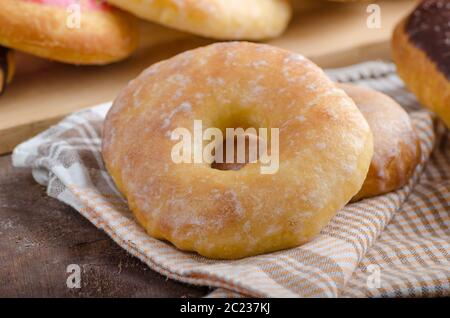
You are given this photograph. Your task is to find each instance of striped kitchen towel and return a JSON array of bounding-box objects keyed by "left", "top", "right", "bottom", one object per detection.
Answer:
[{"left": 12, "top": 61, "right": 449, "bottom": 297}]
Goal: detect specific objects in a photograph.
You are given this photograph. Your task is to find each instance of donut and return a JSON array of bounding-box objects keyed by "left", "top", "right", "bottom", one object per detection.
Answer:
[
  {"left": 337, "top": 84, "right": 421, "bottom": 202},
  {"left": 392, "top": 0, "right": 450, "bottom": 127},
  {"left": 0, "top": 0, "right": 139, "bottom": 65},
  {"left": 102, "top": 42, "right": 373, "bottom": 259},
  {"left": 105, "top": 0, "right": 292, "bottom": 40},
  {"left": 0, "top": 46, "right": 14, "bottom": 95}
]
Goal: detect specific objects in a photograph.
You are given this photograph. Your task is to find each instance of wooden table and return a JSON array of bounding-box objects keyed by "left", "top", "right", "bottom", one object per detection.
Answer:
[{"left": 0, "top": 154, "right": 208, "bottom": 297}]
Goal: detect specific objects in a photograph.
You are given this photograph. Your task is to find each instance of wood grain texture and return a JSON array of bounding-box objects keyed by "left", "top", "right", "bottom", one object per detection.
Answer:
[
  {"left": 0, "top": 155, "right": 208, "bottom": 297},
  {"left": 0, "top": 0, "right": 417, "bottom": 155}
]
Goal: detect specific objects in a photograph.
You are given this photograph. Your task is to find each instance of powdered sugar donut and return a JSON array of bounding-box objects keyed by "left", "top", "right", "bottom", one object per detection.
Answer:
[
  {"left": 338, "top": 84, "right": 421, "bottom": 202},
  {"left": 0, "top": 0, "right": 139, "bottom": 64},
  {"left": 102, "top": 42, "right": 373, "bottom": 259},
  {"left": 106, "top": 0, "right": 292, "bottom": 40}
]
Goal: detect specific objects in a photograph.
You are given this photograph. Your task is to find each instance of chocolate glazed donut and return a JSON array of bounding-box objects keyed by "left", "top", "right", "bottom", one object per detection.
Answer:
[
  {"left": 0, "top": 46, "right": 14, "bottom": 95},
  {"left": 392, "top": 0, "right": 450, "bottom": 127},
  {"left": 406, "top": 0, "right": 450, "bottom": 78}
]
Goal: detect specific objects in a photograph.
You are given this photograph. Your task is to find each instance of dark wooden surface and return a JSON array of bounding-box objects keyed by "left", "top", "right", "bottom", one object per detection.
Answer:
[{"left": 0, "top": 154, "right": 209, "bottom": 297}]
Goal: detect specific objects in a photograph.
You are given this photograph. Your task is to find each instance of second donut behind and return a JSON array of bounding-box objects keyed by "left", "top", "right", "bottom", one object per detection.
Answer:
[{"left": 338, "top": 83, "right": 421, "bottom": 202}]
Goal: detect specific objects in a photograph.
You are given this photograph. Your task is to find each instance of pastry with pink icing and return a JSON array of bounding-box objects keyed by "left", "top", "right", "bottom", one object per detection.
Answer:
[{"left": 0, "top": 0, "right": 138, "bottom": 64}]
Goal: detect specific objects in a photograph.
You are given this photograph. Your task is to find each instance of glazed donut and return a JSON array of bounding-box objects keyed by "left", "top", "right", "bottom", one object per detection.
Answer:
[
  {"left": 0, "top": 46, "right": 14, "bottom": 95},
  {"left": 102, "top": 42, "right": 373, "bottom": 259},
  {"left": 0, "top": 0, "right": 139, "bottom": 65},
  {"left": 392, "top": 0, "right": 450, "bottom": 127},
  {"left": 337, "top": 84, "right": 421, "bottom": 202},
  {"left": 105, "top": 0, "right": 292, "bottom": 40}
]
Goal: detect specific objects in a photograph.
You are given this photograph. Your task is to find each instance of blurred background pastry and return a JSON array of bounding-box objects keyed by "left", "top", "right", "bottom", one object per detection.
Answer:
[
  {"left": 106, "top": 0, "right": 293, "bottom": 40},
  {"left": 0, "top": 0, "right": 139, "bottom": 65}
]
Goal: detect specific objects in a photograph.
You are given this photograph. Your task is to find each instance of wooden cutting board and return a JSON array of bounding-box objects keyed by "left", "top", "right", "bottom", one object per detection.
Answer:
[{"left": 0, "top": 0, "right": 416, "bottom": 155}]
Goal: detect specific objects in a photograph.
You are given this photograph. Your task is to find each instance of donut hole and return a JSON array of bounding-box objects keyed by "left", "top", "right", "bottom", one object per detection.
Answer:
[
  {"left": 211, "top": 133, "right": 265, "bottom": 171},
  {"left": 208, "top": 108, "right": 268, "bottom": 171}
]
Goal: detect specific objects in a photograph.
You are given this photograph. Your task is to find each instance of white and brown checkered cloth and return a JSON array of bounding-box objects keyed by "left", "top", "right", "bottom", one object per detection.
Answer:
[{"left": 12, "top": 61, "right": 450, "bottom": 298}]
